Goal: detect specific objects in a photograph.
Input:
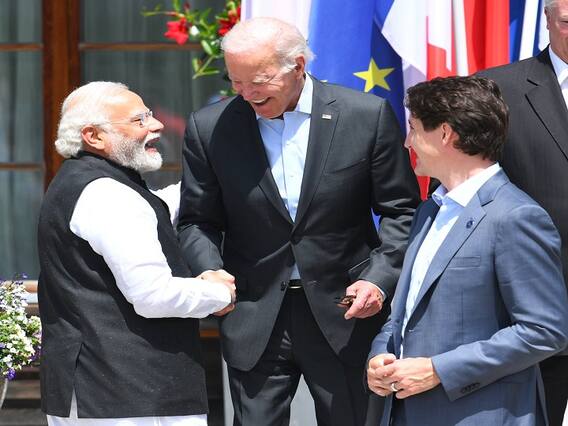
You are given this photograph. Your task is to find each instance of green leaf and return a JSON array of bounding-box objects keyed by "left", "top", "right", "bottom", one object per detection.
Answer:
[
  {"left": 140, "top": 5, "right": 164, "bottom": 17},
  {"left": 191, "top": 57, "right": 202, "bottom": 73},
  {"left": 201, "top": 68, "right": 221, "bottom": 76},
  {"left": 172, "top": 0, "right": 181, "bottom": 13},
  {"left": 201, "top": 40, "right": 214, "bottom": 56}
]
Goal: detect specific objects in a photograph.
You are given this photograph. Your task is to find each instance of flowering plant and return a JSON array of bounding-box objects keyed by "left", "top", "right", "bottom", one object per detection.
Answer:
[
  {"left": 143, "top": 0, "right": 241, "bottom": 80},
  {"left": 0, "top": 276, "right": 41, "bottom": 380}
]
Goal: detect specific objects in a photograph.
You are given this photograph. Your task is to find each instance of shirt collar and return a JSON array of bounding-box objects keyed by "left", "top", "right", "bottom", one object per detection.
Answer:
[
  {"left": 256, "top": 74, "right": 313, "bottom": 121},
  {"left": 549, "top": 47, "right": 568, "bottom": 87},
  {"left": 432, "top": 163, "right": 502, "bottom": 208},
  {"left": 294, "top": 74, "right": 313, "bottom": 115}
]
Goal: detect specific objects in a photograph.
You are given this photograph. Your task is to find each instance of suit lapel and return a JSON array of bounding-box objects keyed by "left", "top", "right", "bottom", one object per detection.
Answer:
[
  {"left": 409, "top": 171, "right": 509, "bottom": 318},
  {"left": 412, "top": 202, "right": 486, "bottom": 307},
  {"left": 293, "top": 78, "right": 339, "bottom": 228},
  {"left": 392, "top": 200, "right": 439, "bottom": 353},
  {"left": 525, "top": 49, "right": 568, "bottom": 161},
  {"left": 233, "top": 98, "right": 293, "bottom": 224}
]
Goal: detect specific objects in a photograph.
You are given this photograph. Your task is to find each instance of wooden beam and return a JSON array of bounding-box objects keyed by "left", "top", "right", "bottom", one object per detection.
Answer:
[
  {"left": 0, "top": 43, "right": 42, "bottom": 51},
  {"left": 42, "top": 0, "right": 80, "bottom": 189},
  {"left": 79, "top": 42, "right": 202, "bottom": 51},
  {"left": 0, "top": 163, "right": 43, "bottom": 171}
]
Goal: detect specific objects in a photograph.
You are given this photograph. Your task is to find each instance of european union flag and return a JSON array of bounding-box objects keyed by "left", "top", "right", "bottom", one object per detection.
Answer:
[{"left": 308, "top": 0, "right": 406, "bottom": 128}]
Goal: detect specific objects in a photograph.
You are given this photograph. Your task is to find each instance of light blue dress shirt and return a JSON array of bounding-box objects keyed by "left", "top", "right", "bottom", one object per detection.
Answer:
[
  {"left": 401, "top": 163, "right": 502, "bottom": 356},
  {"left": 257, "top": 75, "right": 313, "bottom": 280},
  {"left": 549, "top": 47, "right": 568, "bottom": 110}
]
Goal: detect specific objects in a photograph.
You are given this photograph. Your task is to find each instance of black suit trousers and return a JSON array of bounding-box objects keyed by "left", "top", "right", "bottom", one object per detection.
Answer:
[{"left": 227, "top": 288, "right": 384, "bottom": 426}]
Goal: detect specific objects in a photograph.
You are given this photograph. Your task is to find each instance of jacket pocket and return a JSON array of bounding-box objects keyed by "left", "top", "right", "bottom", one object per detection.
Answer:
[{"left": 447, "top": 256, "right": 481, "bottom": 268}]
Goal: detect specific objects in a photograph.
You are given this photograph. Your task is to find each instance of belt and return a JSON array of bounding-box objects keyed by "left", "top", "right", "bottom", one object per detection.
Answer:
[{"left": 281, "top": 279, "right": 303, "bottom": 290}]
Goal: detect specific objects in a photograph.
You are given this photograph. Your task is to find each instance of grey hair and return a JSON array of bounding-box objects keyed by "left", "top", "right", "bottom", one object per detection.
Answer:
[
  {"left": 55, "top": 81, "right": 129, "bottom": 158},
  {"left": 544, "top": 0, "right": 558, "bottom": 9},
  {"left": 221, "top": 17, "right": 315, "bottom": 71}
]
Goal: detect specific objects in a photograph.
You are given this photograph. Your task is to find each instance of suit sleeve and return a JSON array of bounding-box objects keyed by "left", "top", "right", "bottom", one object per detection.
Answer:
[
  {"left": 177, "top": 112, "right": 225, "bottom": 274},
  {"left": 431, "top": 204, "right": 568, "bottom": 401},
  {"left": 359, "top": 100, "right": 421, "bottom": 298}
]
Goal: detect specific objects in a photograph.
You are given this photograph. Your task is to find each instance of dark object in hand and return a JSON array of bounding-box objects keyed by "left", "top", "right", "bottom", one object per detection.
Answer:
[{"left": 335, "top": 294, "right": 356, "bottom": 307}]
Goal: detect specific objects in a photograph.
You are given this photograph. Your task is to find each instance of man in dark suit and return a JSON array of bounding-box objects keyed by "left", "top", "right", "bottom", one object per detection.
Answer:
[
  {"left": 177, "top": 17, "right": 421, "bottom": 426},
  {"left": 478, "top": 1, "right": 568, "bottom": 423},
  {"left": 367, "top": 76, "right": 568, "bottom": 426}
]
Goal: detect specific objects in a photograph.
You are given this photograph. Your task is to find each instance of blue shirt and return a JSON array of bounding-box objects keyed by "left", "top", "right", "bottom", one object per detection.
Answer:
[{"left": 257, "top": 75, "right": 313, "bottom": 280}]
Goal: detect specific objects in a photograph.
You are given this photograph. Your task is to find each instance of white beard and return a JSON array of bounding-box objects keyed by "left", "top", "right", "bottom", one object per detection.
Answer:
[{"left": 108, "top": 132, "right": 163, "bottom": 173}]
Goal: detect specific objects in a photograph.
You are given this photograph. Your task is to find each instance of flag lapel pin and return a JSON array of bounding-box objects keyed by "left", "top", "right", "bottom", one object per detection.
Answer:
[{"left": 322, "top": 113, "right": 332, "bottom": 120}]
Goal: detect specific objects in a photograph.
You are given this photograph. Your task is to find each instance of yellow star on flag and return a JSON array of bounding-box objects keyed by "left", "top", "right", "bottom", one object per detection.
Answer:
[{"left": 354, "top": 59, "right": 394, "bottom": 92}]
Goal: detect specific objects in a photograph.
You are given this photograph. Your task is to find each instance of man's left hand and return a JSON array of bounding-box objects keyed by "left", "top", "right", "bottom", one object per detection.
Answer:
[
  {"left": 379, "top": 357, "right": 441, "bottom": 399},
  {"left": 343, "top": 280, "right": 384, "bottom": 319}
]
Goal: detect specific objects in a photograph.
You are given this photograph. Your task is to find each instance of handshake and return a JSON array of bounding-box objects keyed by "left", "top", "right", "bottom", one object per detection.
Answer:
[{"left": 197, "top": 269, "right": 236, "bottom": 316}]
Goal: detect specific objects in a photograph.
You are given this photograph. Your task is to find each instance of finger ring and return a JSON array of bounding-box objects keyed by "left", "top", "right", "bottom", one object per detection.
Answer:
[{"left": 390, "top": 382, "right": 398, "bottom": 392}]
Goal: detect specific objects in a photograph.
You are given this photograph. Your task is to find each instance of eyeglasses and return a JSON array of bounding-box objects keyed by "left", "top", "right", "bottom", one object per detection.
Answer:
[
  {"left": 95, "top": 110, "right": 154, "bottom": 128},
  {"left": 230, "top": 66, "right": 295, "bottom": 90}
]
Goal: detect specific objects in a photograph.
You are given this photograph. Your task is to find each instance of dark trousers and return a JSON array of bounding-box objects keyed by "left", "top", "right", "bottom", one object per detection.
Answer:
[
  {"left": 390, "top": 397, "right": 406, "bottom": 426},
  {"left": 541, "top": 355, "right": 568, "bottom": 426},
  {"left": 227, "top": 288, "right": 383, "bottom": 426}
]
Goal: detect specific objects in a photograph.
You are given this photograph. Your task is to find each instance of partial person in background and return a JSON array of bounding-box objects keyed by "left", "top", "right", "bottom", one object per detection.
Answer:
[
  {"left": 177, "top": 17, "right": 420, "bottom": 426},
  {"left": 367, "top": 76, "right": 568, "bottom": 426},
  {"left": 478, "top": 1, "right": 568, "bottom": 424},
  {"left": 38, "top": 81, "right": 235, "bottom": 426}
]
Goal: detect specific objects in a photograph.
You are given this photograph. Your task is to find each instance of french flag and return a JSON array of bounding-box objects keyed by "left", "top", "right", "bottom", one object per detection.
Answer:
[{"left": 380, "top": 0, "right": 510, "bottom": 98}]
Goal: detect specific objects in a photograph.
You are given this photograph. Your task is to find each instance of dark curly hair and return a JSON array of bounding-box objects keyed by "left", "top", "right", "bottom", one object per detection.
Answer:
[{"left": 405, "top": 76, "right": 508, "bottom": 161}]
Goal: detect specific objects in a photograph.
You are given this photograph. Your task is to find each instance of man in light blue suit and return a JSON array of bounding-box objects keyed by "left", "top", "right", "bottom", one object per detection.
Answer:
[{"left": 367, "top": 76, "right": 568, "bottom": 426}]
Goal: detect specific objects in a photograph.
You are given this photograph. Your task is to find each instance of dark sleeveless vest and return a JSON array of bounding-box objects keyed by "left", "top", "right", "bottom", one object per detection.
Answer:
[{"left": 38, "top": 152, "right": 207, "bottom": 418}]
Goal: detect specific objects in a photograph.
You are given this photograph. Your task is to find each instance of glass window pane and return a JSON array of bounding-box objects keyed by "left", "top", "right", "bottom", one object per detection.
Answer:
[
  {"left": 0, "top": 52, "right": 43, "bottom": 163},
  {"left": 82, "top": 0, "right": 226, "bottom": 43},
  {"left": 0, "top": 170, "right": 43, "bottom": 280},
  {"left": 0, "top": 0, "right": 42, "bottom": 43},
  {"left": 82, "top": 50, "right": 229, "bottom": 187}
]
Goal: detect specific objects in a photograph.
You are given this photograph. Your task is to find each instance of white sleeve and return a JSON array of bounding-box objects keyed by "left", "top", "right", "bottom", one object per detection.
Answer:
[
  {"left": 151, "top": 181, "right": 181, "bottom": 226},
  {"left": 69, "top": 178, "right": 231, "bottom": 319}
]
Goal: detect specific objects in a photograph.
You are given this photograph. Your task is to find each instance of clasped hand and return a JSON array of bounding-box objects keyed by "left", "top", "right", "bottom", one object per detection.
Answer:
[
  {"left": 197, "top": 269, "right": 236, "bottom": 316},
  {"left": 367, "top": 353, "right": 440, "bottom": 399}
]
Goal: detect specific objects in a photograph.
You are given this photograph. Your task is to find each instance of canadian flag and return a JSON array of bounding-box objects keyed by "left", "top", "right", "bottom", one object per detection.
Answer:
[{"left": 381, "top": 0, "right": 509, "bottom": 196}]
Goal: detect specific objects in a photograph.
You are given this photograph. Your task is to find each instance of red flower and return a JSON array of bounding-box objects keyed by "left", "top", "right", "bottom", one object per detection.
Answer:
[
  {"left": 217, "top": 6, "right": 240, "bottom": 36},
  {"left": 165, "top": 18, "right": 189, "bottom": 45}
]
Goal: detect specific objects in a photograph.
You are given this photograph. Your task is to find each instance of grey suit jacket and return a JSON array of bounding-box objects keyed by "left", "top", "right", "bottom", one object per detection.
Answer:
[
  {"left": 369, "top": 171, "right": 568, "bottom": 426},
  {"left": 178, "top": 76, "right": 421, "bottom": 370}
]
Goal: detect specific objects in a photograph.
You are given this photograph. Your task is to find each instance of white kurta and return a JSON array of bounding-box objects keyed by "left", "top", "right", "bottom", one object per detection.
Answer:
[{"left": 47, "top": 177, "right": 229, "bottom": 425}]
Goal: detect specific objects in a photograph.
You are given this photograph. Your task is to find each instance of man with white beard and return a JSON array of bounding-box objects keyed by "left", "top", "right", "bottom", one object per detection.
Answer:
[{"left": 37, "top": 81, "right": 236, "bottom": 425}]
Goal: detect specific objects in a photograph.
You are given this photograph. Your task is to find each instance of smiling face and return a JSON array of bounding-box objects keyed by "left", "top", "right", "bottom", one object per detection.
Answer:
[
  {"left": 100, "top": 90, "right": 165, "bottom": 172},
  {"left": 546, "top": 0, "right": 568, "bottom": 63},
  {"left": 405, "top": 116, "right": 445, "bottom": 178},
  {"left": 225, "top": 46, "right": 306, "bottom": 119}
]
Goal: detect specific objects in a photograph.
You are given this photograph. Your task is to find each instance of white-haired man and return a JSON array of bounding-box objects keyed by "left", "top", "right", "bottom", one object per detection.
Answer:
[
  {"left": 478, "top": 1, "right": 568, "bottom": 424},
  {"left": 38, "top": 81, "right": 236, "bottom": 425},
  {"left": 177, "top": 17, "right": 421, "bottom": 426}
]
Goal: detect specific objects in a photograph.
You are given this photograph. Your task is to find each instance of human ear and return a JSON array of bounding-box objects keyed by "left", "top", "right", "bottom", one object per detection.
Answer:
[{"left": 81, "top": 125, "right": 106, "bottom": 150}]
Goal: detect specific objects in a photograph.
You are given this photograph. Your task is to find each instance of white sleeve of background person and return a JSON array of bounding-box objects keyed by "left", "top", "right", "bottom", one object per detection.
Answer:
[
  {"left": 241, "top": 0, "right": 312, "bottom": 39},
  {"left": 69, "top": 178, "right": 231, "bottom": 318},
  {"left": 151, "top": 181, "right": 181, "bottom": 226}
]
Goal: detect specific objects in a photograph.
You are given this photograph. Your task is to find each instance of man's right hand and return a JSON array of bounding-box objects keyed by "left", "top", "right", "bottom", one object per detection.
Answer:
[
  {"left": 367, "top": 353, "right": 397, "bottom": 396},
  {"left": 197, "top": 269, "right": 236, "bottom": 316}
]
